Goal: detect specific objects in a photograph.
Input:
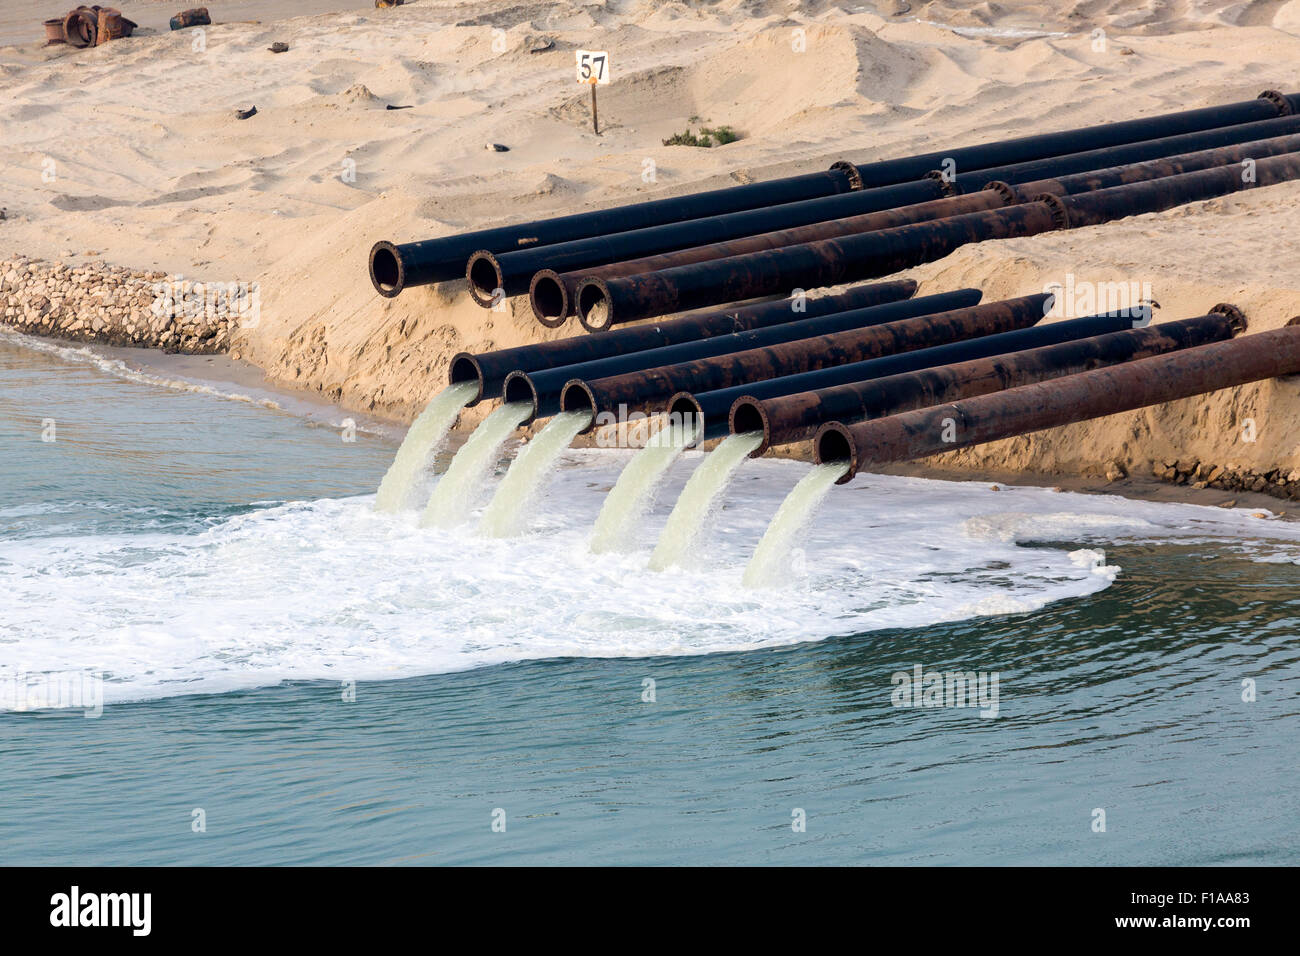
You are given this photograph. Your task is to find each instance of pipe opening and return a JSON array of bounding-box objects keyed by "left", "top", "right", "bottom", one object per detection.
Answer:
[
  {"left": 530, "top": 272, "right": 569, "bottom": 327},
  {"left": 729, "top": 400, "right": 766, "bottom": 439},
  {"left": 501, "top": 372, "right": 540, "bottom": 421},
  {"left": 560, "top": 381, "right": 598, "bottom": 431},
  {"left": 577, "top": 281, "right": 613, "bottom": 331},
  {"left": 466, "top": 253, "right": 503, "bottom": 307},
  {"left": 369, "top": 243, "right": 403, "bottom": 297},
  {"left": 448, "top": 353, "right": 485, "bottom": 405},
  {"left": 814, "top": 426, "right": 853, "bottom": 470}
]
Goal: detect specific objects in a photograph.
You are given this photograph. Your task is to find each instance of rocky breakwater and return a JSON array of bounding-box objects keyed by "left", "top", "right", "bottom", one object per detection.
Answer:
[{"left": 0, "top": 256, "right": 256, "bottom": 354}]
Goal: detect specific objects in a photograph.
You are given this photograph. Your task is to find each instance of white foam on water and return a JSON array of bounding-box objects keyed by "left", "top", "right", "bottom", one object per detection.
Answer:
[
  {"left": 649, "top": 431, "right": 762, "bottom": 571},
  {"left": 589, "top": 420, "right": 697, "bottom": 553},
  {"left": 374, "top": 382, "right": 476, "bottom": 513},
  {"left": 420, "top": 401, "right": 532, "bottom": 528},
  {"left": 478, "top": 410, "right": 592, "bottom": 538},
  {"left": 5, "top": 460, "right": 1300, "bottom": 710}
]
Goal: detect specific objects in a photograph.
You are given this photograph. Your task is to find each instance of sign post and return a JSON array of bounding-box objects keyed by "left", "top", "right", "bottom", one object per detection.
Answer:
[{"left": 575, "top": 49, "right": 610, "bottom": 135}]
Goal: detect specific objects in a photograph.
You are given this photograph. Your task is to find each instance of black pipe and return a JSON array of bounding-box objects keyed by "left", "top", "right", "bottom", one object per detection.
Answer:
[
  {"left": 448, "top": 279, "right": 916, "bottom": 405},
  {"left": 670, "top": 313, "right": 1134, "bottom": 443},
  {"left": 939, "top": 112, "right": 1300, "bottom": 194},
  {"left": 372, "top": 89, "right": 1295, "bottom": 296},
  {"left": 370, "top": 167, "right": 860, "bottom": 296},
  {"left": 562, "top": 294, "right": 1053, "bottom": 429},
  {"left": 503, "top": 289, "right": 982, "bottom": 423},
  {"left": 733, "top": 310, "right": 1245, "bottom": 455},
  {"left": 847, "top": 90, "right": 1291, "bottom": 189},
  {"left": 469, "top": 180, "right": 944, "bottom": 313}
]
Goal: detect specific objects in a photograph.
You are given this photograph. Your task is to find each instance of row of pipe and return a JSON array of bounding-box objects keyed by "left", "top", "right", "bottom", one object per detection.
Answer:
[
  {"left": 370, "top": 90, "right": 1300, "bottom": 300},
  {"left": 573, "top": 148, "right": 1300, "bottom": 327},
  {"left": 526, "top": 118, "right": 1300, "bottom": 327}
]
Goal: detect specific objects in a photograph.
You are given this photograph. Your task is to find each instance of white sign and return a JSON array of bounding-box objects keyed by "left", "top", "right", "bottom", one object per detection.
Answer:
[{"left": 575, "top": 50, "right": 610, "bottom": 85}]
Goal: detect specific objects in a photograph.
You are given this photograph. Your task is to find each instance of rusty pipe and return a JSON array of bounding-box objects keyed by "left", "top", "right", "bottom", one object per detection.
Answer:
[
  {"left": 467, "top": 180, "right": 944, "bottom": 314},
  {"left": 815, "top": 318, "right": 1300, "bottom": 483},
  {"left": 1043, "top": 150, "right": 1300, "bottom": 228},
  {"left": 736, "top": 309, "right": 1245, "bottom": 456},
  {"left": 531, "top": 191, "right": 1006, "bottom": 326},
  {"left": 448, "top": 279, "right": 916, "bottom": 406},
  {"left": 939, "top": 112, "right": 1300, "bottom": 194},
  {"left": 669, "top": 312, "right": 1138, "bottom": 445},
  {"left": 506, "top": 290, "right": 980, "bottom": 423},
  {"left": 575, "top": 204, "right": 1062, "bottom": 329},
  {"left": 561, "top": 294, "right": 1053, "bottom": 431},
  {"left": 998, "top": 131, "right": 1300, "bottom": 202}
]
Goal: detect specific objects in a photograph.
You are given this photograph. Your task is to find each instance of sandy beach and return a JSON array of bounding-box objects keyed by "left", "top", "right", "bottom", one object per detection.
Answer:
[{"left": 4, "top": 0, "right": 1300, "bottom": 495}]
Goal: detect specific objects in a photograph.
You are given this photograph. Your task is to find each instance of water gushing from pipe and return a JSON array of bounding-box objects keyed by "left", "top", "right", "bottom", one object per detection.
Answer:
[
  {"left": 478, "top": 410, "right": 593, "bottom": 538},
  {"left": 648, "top": 432, "right": 763, "bottom": 571},
  {"left": 420, "top": 402, "right": 532, "bottom": 528},
  {"left": 374, "top": 381, "right": 478, "bottom": 512},
  {"left": 742, "top": 461, "right": 850, "bottom": 588},
  {"left": 588, "top": 419, "right": 699, "bottom": 554}
]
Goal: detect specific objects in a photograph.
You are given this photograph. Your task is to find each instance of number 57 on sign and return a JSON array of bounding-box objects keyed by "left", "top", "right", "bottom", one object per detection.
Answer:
[{"left": 575, "top": 50, "right": 610, "bottom": 84}]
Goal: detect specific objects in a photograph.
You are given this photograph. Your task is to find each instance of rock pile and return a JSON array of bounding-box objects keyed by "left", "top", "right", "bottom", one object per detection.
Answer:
[
  {"left": 1152, "top": 458, "right": 1300, "bottom": 501},
  {"left": 0, "top": 256, "right": 254, "bottom": 354}
]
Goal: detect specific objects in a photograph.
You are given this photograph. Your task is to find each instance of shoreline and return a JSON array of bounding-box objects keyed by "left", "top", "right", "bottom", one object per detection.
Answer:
[{"left": 10, "top": 320, "right": 1299, "bottom": 518}]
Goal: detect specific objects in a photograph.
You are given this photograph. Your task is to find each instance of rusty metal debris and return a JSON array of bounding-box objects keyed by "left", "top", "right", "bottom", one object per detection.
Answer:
[
  {"left": 268, "top": 42, "right": 289, "bottom": 53},
  {"left": 169, "top": 7, "right": 210, "bottom": 30},
  {"left": 234, "top": 106, "right": 257, "bottom": 120},
  {"left": 52, "top": 6, "right": 136, "bottom": 47}
]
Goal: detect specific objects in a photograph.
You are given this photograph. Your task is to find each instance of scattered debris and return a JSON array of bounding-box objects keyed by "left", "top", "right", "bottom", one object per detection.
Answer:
[
  {"left": 989, "top": 484, "right": 1001, "bottom": 491},
  {"left": 385, "top": 104, "right": 413, "bottom": 110},
  {"left": 529, "top": 37, "right": 554, "bottom": 53},
  {"left": 1104, "top": 460, "right": 1127, "bottom": 483},
  {"left": 169, "top": 7, "right": 210, "bottom": 31},
  {"left": 52, "top": 6, "right": 137, "bottom": 47},
  {"left": 234, "top": 106, "right": 257, "bottom": 120},
  {"left": 485, "top": 143, "right": 509, "bottom": 152},
  {"left": 374, "top": 0, "right": 404, "bottom": 7},
  {"left": 1118, "top": 47, "right": 1136, "bottom": 56},
  {"left": 268, "top": 41, "right": 288, "bottom": 53}
]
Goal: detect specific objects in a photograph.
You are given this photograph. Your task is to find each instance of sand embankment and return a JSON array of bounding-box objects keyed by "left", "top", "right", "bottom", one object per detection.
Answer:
[{"left": 2, "top": 0, "right": 1300, "bottom": 498}]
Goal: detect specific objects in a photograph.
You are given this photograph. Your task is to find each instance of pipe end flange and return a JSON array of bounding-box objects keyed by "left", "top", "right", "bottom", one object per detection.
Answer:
[
  {"left": 813, "top": 422, "right": 858, "bottom": 484},
  {"left": 1036, "top": 193, "right": 1071, "bottom": 229},
  {"left": 982, "top": 180, "right": 1019, "bottom": 206},
  {"left": 529, "top": 269, "right": 571, "bottom": 328},
  {"left": 1258, "top": 89, "right": 1292, "bottom": 116},
  {"left": 925, "top": 168, "right": 961, "bottom": 197},
  {"left": 1210, "top": 303, "right": 1249, "bottom": 334},
  {"left": 465, "top": 250, "right": 506, "bottom": 309},
  {"left": 829, "top": 160, "right": 864, "bottom": 192},
  {"left": 728, "top": 396, "right": 772, "bottom": 458},
  {"left": 369, "top": 240, "right": 405, "bottom": 298},
  {"left": 577, "top": 277, "right": 615, "bottom": 333}
]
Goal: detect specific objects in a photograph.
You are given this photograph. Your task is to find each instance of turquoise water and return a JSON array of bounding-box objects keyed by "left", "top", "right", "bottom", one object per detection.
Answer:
[{"left": 2, "top": 330, "right": 1298, "bottom": 865}]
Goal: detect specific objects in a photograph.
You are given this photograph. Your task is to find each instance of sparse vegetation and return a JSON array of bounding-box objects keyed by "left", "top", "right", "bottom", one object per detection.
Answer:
[{"left": 662, "top": 125, "right": 741, "bottom": 148}]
